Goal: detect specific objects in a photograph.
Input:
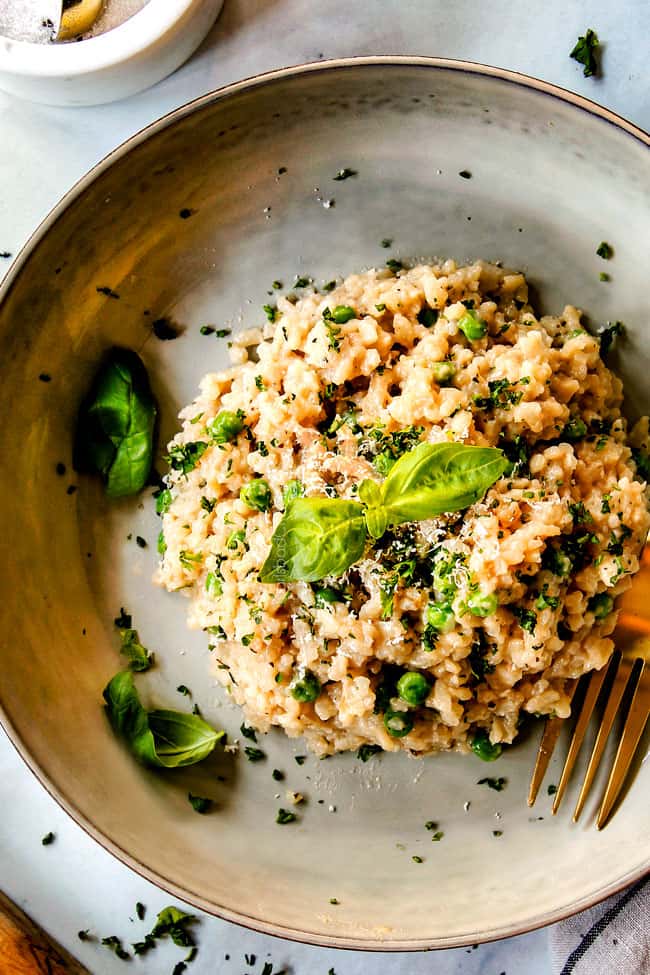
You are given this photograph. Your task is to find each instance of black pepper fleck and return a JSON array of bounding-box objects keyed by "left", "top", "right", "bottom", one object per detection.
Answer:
[
  {"left": 55, "top": 462, "right": 66, "bottom": 476},
  {"left": 136, "top": 535, "right": 147, "bottom": 548},
  {"left": 96, "top": 285, "right": 120, "bottom": 299},
  {"left": 39, "top": 373, "right": 51, "bottom": 382},
  {"left": 179, "top": 208, "right": 195, "bottom": 219},
  {"left": 152, "top": 317, "right": 182, "bottom": 340}
]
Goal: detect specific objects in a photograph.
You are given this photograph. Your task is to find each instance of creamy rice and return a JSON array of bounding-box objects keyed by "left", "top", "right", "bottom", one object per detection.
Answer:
[{"left": 155, "top": 261, "right": 650, "bottom": 756}]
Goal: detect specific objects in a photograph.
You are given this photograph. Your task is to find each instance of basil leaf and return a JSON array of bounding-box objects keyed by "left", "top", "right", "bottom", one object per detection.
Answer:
[
  {"left": 119, "top": 628, "right": 154, "bottom": 672},
  {"left": 380, "top": 443, "right": 507, "bottom": 527},
  {"left": 75, "top": 348, "right": 157, "bottom": 497},
  {"left": 259, "top": 497, "right": 366, "bottom": 582},
  {"left": 103, "top": 671, "right": 223, "bottom": 768}
]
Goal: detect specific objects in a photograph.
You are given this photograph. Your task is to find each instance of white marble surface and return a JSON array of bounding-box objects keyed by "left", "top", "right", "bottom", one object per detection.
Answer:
[{"left": 0, "top": 2, "right": 646, "bottom": 973}]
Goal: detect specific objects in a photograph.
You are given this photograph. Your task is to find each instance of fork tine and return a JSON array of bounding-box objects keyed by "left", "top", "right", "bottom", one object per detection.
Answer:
[
  {"left": 573, "top": 653, "right": 627, "bottom": 822},
  {"left": 551, "top": 661, "right": 612, "bottom": 815},
  {"left": 597, "top": 659, "right": 649, "bottom": 829},
  {"left": 527, "top": 679, "right": 578, "bottom": 806}
]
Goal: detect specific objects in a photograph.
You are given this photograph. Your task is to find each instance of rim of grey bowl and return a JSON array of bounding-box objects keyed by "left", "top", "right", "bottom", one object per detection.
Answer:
[{"left": 0, "top": 56, "right": 648, "bottom": 952}]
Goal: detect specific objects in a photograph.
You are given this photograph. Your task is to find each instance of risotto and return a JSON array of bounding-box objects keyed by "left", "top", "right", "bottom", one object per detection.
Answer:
[{"left": 155, "top": 260, "right": 650, "bottom": 757}]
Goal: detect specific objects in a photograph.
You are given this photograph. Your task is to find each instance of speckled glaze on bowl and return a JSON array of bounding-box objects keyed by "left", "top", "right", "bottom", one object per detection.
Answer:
[{"left": 0, "top": 59, "right": 648, "bottom": 950}]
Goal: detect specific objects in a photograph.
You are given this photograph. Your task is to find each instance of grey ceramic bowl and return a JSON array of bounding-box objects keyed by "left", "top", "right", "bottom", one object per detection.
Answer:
[{"left": 0, "top": 58, "right": 648, "bottom": 951}]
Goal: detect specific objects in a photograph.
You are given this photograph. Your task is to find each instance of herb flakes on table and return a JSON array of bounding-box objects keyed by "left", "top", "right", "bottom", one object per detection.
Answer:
[
  {"left": 478, "top": 776, "right": 507, "bottom": 792},
  {"left": 570, "top": 28, "right": 600, "bottom": 77}
]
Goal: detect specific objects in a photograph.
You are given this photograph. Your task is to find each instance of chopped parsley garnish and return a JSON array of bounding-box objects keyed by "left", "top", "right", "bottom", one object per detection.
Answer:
[
  {"left": 512, "top": 606, "right": 537, "bottom": 634},
  {"left": 293, "top": 275, "right": 311, "bottom": 288},
  {"left": 199, "top": 325, "right": 214, "bottom": 335},
  {"left": 333, "top": 168, "right": 357, "bottom": 181},
  {"left": 41, "top": 831, "right": 55, "bottom": 845},
  {"left": 114, "top": 607, "right": 132, "bottom": 629},
  {"left": 101, "top": 936, "right": 130, "bottom": 960},
  {"left": 571, "top": 29, "right": 600, "bottom": 77},
  {"left": 294, "top": 755, "right": 306, "bottom": 765},
  {"left": 417, "top": 305, "right": 439, "bottom": 327},
  {"left": 215, "top": 328, "right": 231, "bottom": 338},
  {"left": 177, "top": 684, "right": 191, "bottom": 696},
  {"left": 240, "top": 722, "right": 257, "bottom": 741},
  {"left": 244, "top": 746, "right": 266, "bottom": 762},
  {"left": 596, "top": 240, "right": 613, "bottom": 259},
  {"left": 272, "top": 768, "right": 285, "bottom": 781},
  {"left": 477, "top": 776, "right": 507, "bottom": 792},
  {"left": 119, "top": 627, "right": 154, "bottom": 672},
  {"left": 412, "top": 855, "right": 424, "bottom": 863},
  {"left": 547, "top": 784, "right": 558, "bottom": 796},
  {"left": 188, "top": 793, "right": 213, "bottom": 814},
  {"left": 599, "top": 320, "right": 625, "bottom": 357},
  {"left": 263, "top": 304, "right": 278, "bottom": 323},
  {"left": 167, "top": 440, "right": 208, "bottom": 475},
  {"left": 356, "top": 743, "right": 383, "bottom": 762},
  {"left": 136, "top": 902, "right": 146, "bottom": 921},
  {"left": 430, "top": 830, "right": 444, "bottom": 841},
  {"left": 276, "top": 808, "right": 297, "bottom": 824},
  {"left": 386, "top": 258, "right": 403, "bottom": 273},
  {"left": 474, "top": 378, "right": 526, "bottom": 411}
]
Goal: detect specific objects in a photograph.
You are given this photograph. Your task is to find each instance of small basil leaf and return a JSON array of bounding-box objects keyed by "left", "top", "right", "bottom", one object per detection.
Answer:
[
  {"left": 358, "top": 479, "right": 381, "bottom": 507},
  {"left": 103, "top": 671, "right": 223, "bottom": 768},
  {"left": 119, "top": 628, "right": 154, "bottom": 672},
  {"left": 260, "top": 497, "right": 366, "bottom": 583},
  {"left": 380, "top": 443, "right": 507, "bottom": 527},
  {"left": 365, "top": 505, "right": 388, "bottom": 540},
  {"left": 75, "top": 348, "right": 157, "bottom": 498}
]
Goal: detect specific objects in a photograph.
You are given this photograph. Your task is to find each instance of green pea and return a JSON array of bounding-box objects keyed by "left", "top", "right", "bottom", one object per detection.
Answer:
[
  {"left": 563, "top": 417, "right": 587, "bottom": 441},
  {"left": 458, "top": 309, "right": 487, "bottom": 341},
  {"left": 329, "top": 305, "right": 357, "bottom": 324},
  {"left": 314, "top": 586, "right": 342, "bottom": 608},
  {"left": 240, "top": 478, "right": 272, "bottom": 512},
  {"left": 226, "top": 529, "right": 246, "bottom": 550},
  {"left": 397, "top": 671, "right": 431, "bottom": 707},
  {"left": 471, "top": 729, "right": 502, "bottom": 762},
  {"left": 290, "top": 669, "right": 321, "bottom": 703},
  {"left": 383, "top": 708, "right": 414, "bottom": 738},
  {"left": 589, "top": 592, "right": 613, "bottom": 619},
  {"left": 426, "top": 601, "right": 455, "bottom": 633},
  {"left": 467, "top": 591, "right": 498, "bottom": 618},
  {"left": 431, "top": 361, "right": 456, "bottom": 384},
  {"left": 208, "top": 409, "right": 245, "bottom": 444},
  {"left": 205, "top": 571, "right": 223, "bottom": 597},
  {"left": 283, "top": 479, "right": 304, "bottom": 506}
]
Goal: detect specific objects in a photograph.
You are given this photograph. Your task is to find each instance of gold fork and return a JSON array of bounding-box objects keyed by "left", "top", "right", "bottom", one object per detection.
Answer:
[{"left": 528, "top": 548, "right": 650, "bottom": 828}]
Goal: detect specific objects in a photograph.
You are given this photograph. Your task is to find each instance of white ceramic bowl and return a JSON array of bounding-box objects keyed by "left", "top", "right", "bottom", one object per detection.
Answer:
[
  {"left": 0, "top": 0, "right": 223, "bottom": 106},
  {"left": 0, "top": 59, "right": 648, "bottom": 950}
]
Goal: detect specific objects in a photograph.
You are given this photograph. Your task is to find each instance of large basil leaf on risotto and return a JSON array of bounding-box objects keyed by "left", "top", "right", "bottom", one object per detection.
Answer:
[
  {"left": 260, "top": 497, "right": 367, "bottom": 582},
  {"left": 379, "top": 443, "right": 507, "bottom": 528},
  {"left": 103, "top": 671, "right": 224, "bottom": 768}
]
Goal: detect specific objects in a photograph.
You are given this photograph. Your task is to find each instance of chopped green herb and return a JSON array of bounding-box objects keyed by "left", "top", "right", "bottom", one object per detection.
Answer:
[
  {"left": 157, "top": 530, "right": 167, "bottom": 555},
  {"left": 333, "top": 168, "right": 357, "bottom": 181},
  {"left": 477, "top": 776, "right": 507, "bottom": 791},
  {"left": 513, "top": 606, "right": 537, "bottom": 634},
  {"left": 119, "top": 628, "right": 154, "bottom": 672},
  {"left": 276, "top": 808, "right": 297, "bottom": 824},
  {"left": 417, "top": 306, "right": 439, "bottom": 327},
  {"left": 599, "top": 321, "right": 625, "bottom": 358},
  {"left": 381, "top": 238, "right": 392, "bottom": 248},
  {"left": 547, "top": 784, "right": 558, "bottom": 796},
  {"left": 114, "top": 607, "right": 132, "bottom": 629},
  {"left": 492, "top": 830, "right": 503, "bottom": 837},
  {"left": 41, "top": 831, "right": 55, "bottom": 846},
  {"left": 272, "top": 768, "right": 285, "bottom": 781},
  {"left": 431, "top": 361, "right": 456, "bottom": 384},
  {"left": 596, "top": 240, "right": 613, "bottom": 259},
  {"left": 563, "top": 417, "right": 588, "bottom": 441},
  {"left": 263, "top": 304, "right": 277, "bottom": 323},
  {"left": 386, "top": 258, "right": 403, "bottom": 273},
  {"left": 431, "top": 830, "right": 444, "bottom": 842},
  {"left": 412, "top": 855, "right": 424, "bottom": 863},
  {"left": 177, "top": 684, "right": 191, "bottom": 697},
  {"left": 240, "top": 723, "right": 257, "bottom": 741},
  {"left": 150, "top": 906, "right": 197, "bottom": 948},
  {"left": 356, "top": 743, "right": 383, "bottom": 761},
  {"left": 167, "top": 441, "right": 208, "bottom": 475},
  {"left": 215, "top": 328, "right": 231, "bottom": 338},
  {"left": 375, "top": 302, "right": 386, "bottom": 312},
  {"left": 571, "top": 29, "right": 600, "bottom": 77},
  {"left": 199, "top": 325, "right": 214, "bottom": 336},
  {"left": 599, "top": 272, "right": 610, "bottom": 282},
  {"left": 101, "top": 936, "right": 130, "bottom": 960},
  {"left": 244, "top": 746, "right": 266, "bottom": 762},
  {"left": 136, "top": 902, "right": 146, "bottom": 921},
  {"left": 294, "top": 755, "right": 306, "bottom": 765},
  {"left": 156, "top": 489, "right": 172, "bottom": 515},
  {"left": 458, "top": 170, "right": 472, "bottom": 179},
  {"left": 77, "top": 930, "right": 91, "bottom": 941},
  {"left": 188, "top": 793, "right": 213, "bottom": 814}
]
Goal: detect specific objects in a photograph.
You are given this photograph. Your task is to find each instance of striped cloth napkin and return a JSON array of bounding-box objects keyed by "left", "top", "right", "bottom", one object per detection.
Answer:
[{"left": 550, "top": 877, "right": 649, "bottom": 974}]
